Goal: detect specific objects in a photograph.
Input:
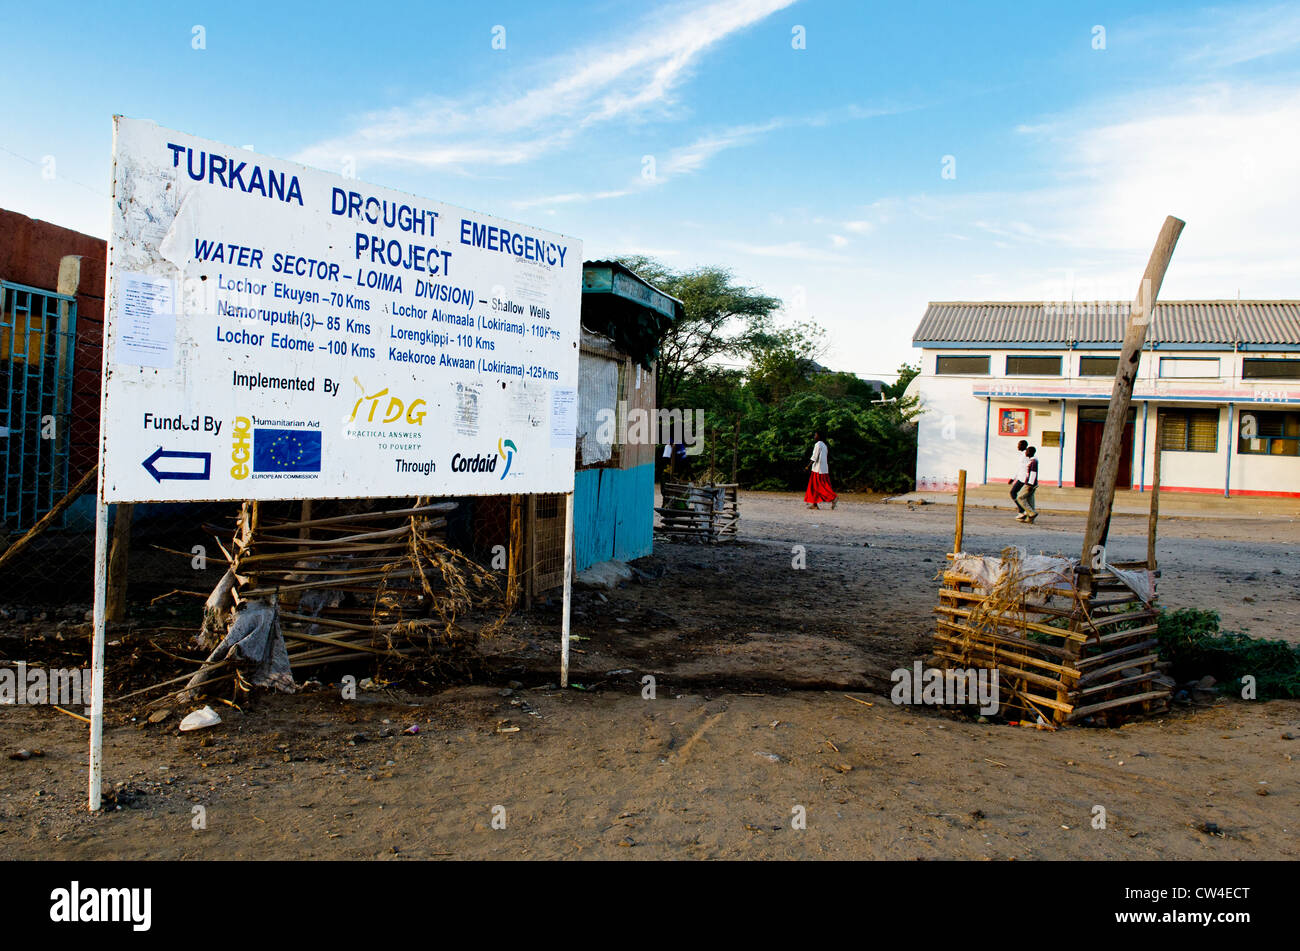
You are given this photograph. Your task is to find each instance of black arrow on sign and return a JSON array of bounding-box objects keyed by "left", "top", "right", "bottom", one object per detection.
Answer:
[{"left": 142, "top": 448, "right": 212, "bottom": 482}]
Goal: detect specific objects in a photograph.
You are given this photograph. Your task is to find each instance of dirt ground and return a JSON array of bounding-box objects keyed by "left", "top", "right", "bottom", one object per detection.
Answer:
[{"left": 1, "top": 491, "right": 1297, "bottom": 860}]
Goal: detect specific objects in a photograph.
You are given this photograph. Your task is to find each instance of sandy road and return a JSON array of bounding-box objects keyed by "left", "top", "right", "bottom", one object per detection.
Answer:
[
  {"left": 734, "top": 491, "right": 1300, "bottom": 644},
  {"left": 1, "top": 491, "right": 1296, "bottom": 860}
]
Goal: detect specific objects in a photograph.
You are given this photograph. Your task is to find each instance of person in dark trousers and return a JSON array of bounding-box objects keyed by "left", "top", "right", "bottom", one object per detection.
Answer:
[
  {"left": 1017, "top": 446, "right": 1039, "bottom": 523},
  {"left": 1009, "top": 439, "right": 1029, "bottom": 515}
]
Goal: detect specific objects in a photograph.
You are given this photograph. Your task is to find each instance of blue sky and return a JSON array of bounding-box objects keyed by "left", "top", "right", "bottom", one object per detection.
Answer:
[{"left": 3, "top": 0, "right": 1299, "bottom": 379}]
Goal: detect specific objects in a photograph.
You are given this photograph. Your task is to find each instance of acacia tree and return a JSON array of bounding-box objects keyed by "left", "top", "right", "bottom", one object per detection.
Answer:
[
  {"left": 746, "top": 320, "right": 828, "bottom": 404},
  {"left": 616, "top": 256, "right": 781, "bottom": 409}
]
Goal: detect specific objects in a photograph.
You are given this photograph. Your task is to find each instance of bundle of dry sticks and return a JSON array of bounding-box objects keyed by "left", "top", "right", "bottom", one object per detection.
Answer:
[{"left": 141, "top": 497, "right": 504, "bottom": 706}]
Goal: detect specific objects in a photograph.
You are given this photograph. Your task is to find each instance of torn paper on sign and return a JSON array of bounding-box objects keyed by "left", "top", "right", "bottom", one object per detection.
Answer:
[
  {"left": 507, "top": 380, "right": 547, "bottom": 431},
  {"left": 115, "top": 273, "right": 176, "bottom": 368}
]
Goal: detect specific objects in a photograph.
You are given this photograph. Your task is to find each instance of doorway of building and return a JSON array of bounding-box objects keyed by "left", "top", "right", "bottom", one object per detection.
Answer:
[{"left": 1075, "top": 406, "right": 1135, "bottom": 489}]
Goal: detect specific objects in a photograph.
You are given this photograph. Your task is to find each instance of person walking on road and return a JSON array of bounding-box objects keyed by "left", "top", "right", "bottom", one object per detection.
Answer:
[
  {"left": 1009, "top": 439, "right": 1029, "bottom": 517},
  {"left": 805, "top": 431, "right": 837, "bottom": 510},
  {"left": 1017, "top": 446, "right": 1039, "bottom": 523}
]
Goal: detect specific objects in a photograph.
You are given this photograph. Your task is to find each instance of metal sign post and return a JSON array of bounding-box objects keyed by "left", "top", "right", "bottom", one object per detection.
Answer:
[
  {"left": 560, "top": 490, "right": 574, "bottom": 688},
  {"left": 87, "top": 488, "right": 110, "bottom": 811}
]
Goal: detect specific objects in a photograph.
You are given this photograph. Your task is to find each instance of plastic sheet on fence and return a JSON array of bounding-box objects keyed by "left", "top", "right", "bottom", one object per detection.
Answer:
[
  {"left": 208, "top": 599, "right": 296, "bottom": 693},
  {"left": 951, "top": 547, "right": 1154, "bottom": 603}
]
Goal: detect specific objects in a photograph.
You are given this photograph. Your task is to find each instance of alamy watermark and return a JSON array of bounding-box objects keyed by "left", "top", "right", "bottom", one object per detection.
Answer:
[
  {"left": 890, "top": 662, "right": 999, "bottom": 715},
  {"left": 50, "top": 882, "right": 151, "bottom": 932},
  {"left": 0, "top": 662, "right": 93, "bottom": 707},
  {"left": 595, "top": 402, "right": 705, "bottom": 455},
  {"left": 1042, "top": 300, "right": 1130, "bottom": 318}
]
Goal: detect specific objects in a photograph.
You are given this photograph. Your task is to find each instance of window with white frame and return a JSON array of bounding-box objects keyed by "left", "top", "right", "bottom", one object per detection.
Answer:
[{"left": 1159, "top": 357, "right": 1220, "bottom": 379}]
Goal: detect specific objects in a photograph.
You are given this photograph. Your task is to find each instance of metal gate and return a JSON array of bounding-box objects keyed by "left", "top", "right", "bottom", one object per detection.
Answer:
[
  {"left": 0, "top": 280, "right": 77, "bottom": 531},
  {"left": 526, "top": 493, "right": 567, "bottom": 601}
]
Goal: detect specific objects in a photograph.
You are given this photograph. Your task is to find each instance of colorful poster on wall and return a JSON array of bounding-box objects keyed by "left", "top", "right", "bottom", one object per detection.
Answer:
[{"left": 998, "top": 407, "right": 1029, "bottom": 436}]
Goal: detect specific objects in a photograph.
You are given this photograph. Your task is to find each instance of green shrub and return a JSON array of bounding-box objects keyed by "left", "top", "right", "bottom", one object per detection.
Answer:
[{"left": 1156, "top": 608, "right": 1300, "bottom": 699}]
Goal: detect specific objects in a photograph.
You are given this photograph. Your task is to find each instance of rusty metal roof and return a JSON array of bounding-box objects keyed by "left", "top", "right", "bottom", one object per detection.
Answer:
[{"left": 913, "top": 301, "right": 1300, "bottom": 347}]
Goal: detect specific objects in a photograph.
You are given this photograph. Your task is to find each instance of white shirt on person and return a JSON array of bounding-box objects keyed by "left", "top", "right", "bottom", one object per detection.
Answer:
[
  {"left": 810, "top": 440, "right": 829, "bottom": 474},
  {"left": 1014, "top": 453, "right": 1030, "bottom": 483}
]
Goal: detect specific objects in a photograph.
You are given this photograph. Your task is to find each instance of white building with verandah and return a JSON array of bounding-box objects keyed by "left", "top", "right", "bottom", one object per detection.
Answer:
[{"left": 910, "top": 301, "right": 1300, "bottom": 499}]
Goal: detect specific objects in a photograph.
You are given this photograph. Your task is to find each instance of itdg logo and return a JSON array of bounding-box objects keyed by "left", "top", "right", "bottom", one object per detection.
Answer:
[{"left": 498, "top": 438, "right": 516, "bottom": 479}]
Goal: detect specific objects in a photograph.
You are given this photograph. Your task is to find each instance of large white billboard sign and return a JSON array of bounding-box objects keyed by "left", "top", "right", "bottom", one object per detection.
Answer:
[{"left": 101, "top": 118, "right": 582, "bottom": 502}]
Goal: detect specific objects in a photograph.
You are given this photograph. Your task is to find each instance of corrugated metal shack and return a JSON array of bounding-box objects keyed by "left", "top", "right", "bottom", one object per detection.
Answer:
[{"left": 572, "top": 261, "right": 682, "bottom": 573}]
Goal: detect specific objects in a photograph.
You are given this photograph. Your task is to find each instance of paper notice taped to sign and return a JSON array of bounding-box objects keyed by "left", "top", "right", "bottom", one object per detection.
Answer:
[
  {"left": 115, "top": 273, "right": 176, "bottom": 368},
  {"left": 550, "top": 386, "right": 577, "bottom": 449},
  {"left": 454, "top": 381, "right": 481, "bottom": 437}
]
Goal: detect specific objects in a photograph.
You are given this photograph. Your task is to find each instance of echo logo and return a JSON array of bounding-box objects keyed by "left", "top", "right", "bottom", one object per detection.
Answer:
[{"left": 230, "top": 416, "right": 252, "bottom": 480}]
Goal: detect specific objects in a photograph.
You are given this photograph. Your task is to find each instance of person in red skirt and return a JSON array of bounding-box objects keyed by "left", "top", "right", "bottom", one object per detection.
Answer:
[{"left": 805, "top": 431, "right": 837, "bottom": 510}]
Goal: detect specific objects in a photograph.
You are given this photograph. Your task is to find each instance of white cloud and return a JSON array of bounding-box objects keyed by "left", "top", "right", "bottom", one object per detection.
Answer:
[
  {"left": 723, "top": 239, "right": 852, "bottom": 263},
  {"left": 510, "top": 119, "right": 782, "bottom": 210},
  {"left": 295, "top": 0, "right": 798, "bottom": 172},
  {"left": 1023, "top": 84, "right": 1300, "bottom": 268},
  {"left": 1133, "top": 3, "right": 1300, "bottom": 69},
  {"left": 658, "top": 119, "right": 783, "bottom": 179},
  {"left": 588, "top": 243, "right": 683, "bottom": 260},
  {"left": 907, "top": 82, "right": 1300, "bottom": 303},
  {"left": 509, "top": 98, "right": 900, "bottom": 212},
  {"left": 801, "top": 74, "right": 1300, "bottom": 375},
  {"left": 513, "top": 188, "right": 635, "bottom": 211}
]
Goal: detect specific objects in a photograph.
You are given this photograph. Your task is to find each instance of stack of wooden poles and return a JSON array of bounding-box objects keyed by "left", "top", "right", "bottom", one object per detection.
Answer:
[
  {"left": 934, "top": 538, "right": 1169, "bottom": 726},
  {"left": 655, "top": 482, "right": 739, "bottom": 541}
]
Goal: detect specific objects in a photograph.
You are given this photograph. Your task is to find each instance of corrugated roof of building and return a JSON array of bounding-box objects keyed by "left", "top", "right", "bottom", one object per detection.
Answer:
[{"left": 913, "top": 301, "right": 1300, "bottom": 346}]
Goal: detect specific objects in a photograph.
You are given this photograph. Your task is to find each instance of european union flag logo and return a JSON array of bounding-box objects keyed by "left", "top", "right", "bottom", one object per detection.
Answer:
[{"left": 253, "top": 428, "right": 322, "bottom": 472}]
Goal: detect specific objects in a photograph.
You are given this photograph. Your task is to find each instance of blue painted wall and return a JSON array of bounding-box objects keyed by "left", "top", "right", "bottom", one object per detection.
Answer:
[{"left": 573, "top": 462, "right": 654, "bottom": 571}]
